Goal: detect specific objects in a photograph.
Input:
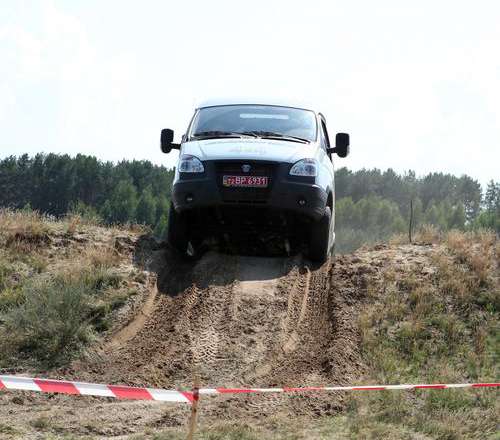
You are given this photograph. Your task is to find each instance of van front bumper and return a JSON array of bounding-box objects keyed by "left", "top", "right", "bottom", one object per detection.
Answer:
[{"left": 171, "top": 161, "right": 328, "bottom": 221}]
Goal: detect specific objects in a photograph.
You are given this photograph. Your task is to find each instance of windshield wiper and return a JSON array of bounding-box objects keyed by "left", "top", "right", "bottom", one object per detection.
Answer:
[
  {"left": 244, "top": 131, "right": 310, "bottom": 144},
  {"left": 192, "top": 131, "right": 258, "bottom": 140}
]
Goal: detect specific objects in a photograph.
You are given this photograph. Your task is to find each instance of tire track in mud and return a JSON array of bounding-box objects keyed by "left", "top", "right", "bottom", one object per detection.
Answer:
[
  {"left": 106, "top": 285, "right": 158, "bottom": 351},
  {"left": 73, "top": 250, "right": 367, "bottom": 419}
]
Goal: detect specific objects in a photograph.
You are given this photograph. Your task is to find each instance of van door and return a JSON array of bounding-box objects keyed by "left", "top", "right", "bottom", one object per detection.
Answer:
[{"left": 316, "top": 116, "right": 335, "bottom": 195}]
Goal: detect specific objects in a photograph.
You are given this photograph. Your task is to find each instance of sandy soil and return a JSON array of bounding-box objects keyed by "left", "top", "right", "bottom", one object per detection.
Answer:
[{"left": 0, "top": 239, "right": 437, "bottom": 438}]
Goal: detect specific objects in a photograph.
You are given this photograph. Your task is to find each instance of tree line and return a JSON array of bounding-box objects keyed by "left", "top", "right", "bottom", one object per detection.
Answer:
[
  {"left": 334, "top": 168, "right": 498, "bottom": 250},
  {"left": 0, "top": 154, "right": 174, "bottom": 237},
  {"left": 0, "top": 154, "right": 498, "bottom": 251}
]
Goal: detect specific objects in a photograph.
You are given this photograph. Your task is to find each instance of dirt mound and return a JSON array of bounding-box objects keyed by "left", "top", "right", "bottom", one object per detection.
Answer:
[
  {"left": 66, "top": 246, "right": 376, "bottom": 421},
  {"left": 2, "top": 229, "right": 447, "bottom": 437}
]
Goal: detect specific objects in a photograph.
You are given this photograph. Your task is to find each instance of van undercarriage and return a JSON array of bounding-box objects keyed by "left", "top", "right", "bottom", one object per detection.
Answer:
[{"left": 174, "top": 206, "right": 314, "bottom": 257}]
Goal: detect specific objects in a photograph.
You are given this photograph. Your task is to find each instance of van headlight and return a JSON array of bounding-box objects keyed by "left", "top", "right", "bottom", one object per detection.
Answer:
[
  {"left": 178, "top": 155, "right": 204, "bottom": 173},
  {"left": 289, "top": 159, "right": 317, "bottom": 177}
]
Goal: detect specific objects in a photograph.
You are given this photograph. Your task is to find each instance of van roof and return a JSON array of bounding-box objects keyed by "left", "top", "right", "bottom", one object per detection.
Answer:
[{"left": 196, "top": 98, "right": 317, "bottom": 112}]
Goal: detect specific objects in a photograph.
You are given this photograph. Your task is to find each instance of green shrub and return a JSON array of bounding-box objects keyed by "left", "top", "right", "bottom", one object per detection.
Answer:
[
  {"left": 0, "top": 263, "right": 128, "bottom": 367},
  {"left": 0, "top": 286, "right": 25, "bottom": 310},
  {"left": 68, "top": 200, "right": 103, "bottom": 225},
  {"left": 0, "top": 260, "right": 12, "bottom": 291},
  {"left": 0, "top": 277, "right": 95, "bottom": 366}
]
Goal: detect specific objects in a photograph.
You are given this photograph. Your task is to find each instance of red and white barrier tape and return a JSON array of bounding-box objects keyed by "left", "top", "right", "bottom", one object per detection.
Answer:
[
  {"left": 199, "top": 383, "right": 499, "bottom": 395},
  {"left": 0, "top": 375, "right": 194, "bottom": 403},
  {"left": 1, "top": 375, "right": 498, "bottom": 404}
]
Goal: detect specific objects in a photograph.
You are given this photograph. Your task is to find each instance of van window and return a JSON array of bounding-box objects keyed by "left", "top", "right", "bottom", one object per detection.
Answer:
[
  {"left": 190, "top": 105, "right": 317, "bottom": 142},
  {"left": 320, "top": 120, "right": 330, "bottom": 150}
]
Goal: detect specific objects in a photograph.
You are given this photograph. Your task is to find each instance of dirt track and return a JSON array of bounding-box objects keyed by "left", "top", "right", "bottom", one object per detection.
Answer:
[
  {"left": 2, "top": 240, "right": 435, "bottom": 437},
  {"left": 63, "top": 247, "right": 367, "bottom": 423}
]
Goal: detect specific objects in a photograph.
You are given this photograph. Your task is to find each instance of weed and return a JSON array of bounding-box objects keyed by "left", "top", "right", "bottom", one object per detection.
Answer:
[
  {"left": 0, "top": 213, "right": 140, "bottom": 369},
  {"left": 409, "top": 286, "right": 442, "bottom": 317},
  {"left": 83, "top": 245, "right": 121, "bottom": 269},
  {"left": 0, "top": 259, "right": 14, "bottom": 291},
  {"left": 130, "top": 432, "right": 186, "bottom": 440},
  {"left": 31, "top": 416, "right": 50, "bottom": 430},
  {"left": 415, "top": 224, "right": 441, "bottom": 244},
  {"left": 0, "top": 422, "right": 18, "bottom": 435},
  {"left": 445, "top": 229, "right": 496, "bottom": 286},
  {"left": 0, "top": 286, "right": 25, "bottom": 310},
  {"left": 199, "top": 424, "right": 261, "bottom": 440},
  {"left": 0, "top": 209, "right": 52, "bottom": 251},
  {"left": 0, "top": 255, "right": 128, "bottom": 366},
  {"left": 388, "top": 233, "right": 408, "bottom": 245},
  {"left": 66, "top": 214, "right": 81, "bottom": 235},
  {"left": 0, "top": 277, "right": 96, "bottom": 366}
]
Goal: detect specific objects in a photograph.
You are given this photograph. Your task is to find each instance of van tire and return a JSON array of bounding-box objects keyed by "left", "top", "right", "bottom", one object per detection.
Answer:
[
  {"left": 167, "top": 203, "right": 190, "bottom": 258},
  {"left": 308, "top": 206, "right": 332, "bottom": 264}
]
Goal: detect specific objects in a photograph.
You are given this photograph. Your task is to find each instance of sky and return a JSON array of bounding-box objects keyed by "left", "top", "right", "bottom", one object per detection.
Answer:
[{"left": 1, "top": 0, "right": 499, "bottom": 187}]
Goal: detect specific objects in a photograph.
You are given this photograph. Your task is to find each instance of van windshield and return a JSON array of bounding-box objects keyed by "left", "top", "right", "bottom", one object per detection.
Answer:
[{"left": 190, "top": 105, "right": 317, "bottom": 142}]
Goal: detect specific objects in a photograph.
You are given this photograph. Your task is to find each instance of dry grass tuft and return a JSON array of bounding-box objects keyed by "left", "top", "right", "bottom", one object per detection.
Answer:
[
  {"left": 82, "top": 244, "right": 122, "bottom": 269},
  {"left": 0, "top": 209, "right": 52, "bottom": 251},
  {"left": 433, "top": 253, "right": 473, "bottom": 305},
  {"left": 388, "top": 233, "right": 408, "bottom": 246},
  {"left": 66, "top": 214, "right": 81, "bottom": 235},
  {"left": 445, "top": 229, "right": 497, "bottom": 286},
  {"left": 414, "top": 224, "right": 441, "bottom": 244}
]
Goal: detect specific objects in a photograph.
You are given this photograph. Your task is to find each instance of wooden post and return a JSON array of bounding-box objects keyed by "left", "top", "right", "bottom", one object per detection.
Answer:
[
  {"left": 409, "top": 199, "right": 414, "bottom": 244},
  {"left": 186, "top": 380, "right": 200, "bottom": 440}
]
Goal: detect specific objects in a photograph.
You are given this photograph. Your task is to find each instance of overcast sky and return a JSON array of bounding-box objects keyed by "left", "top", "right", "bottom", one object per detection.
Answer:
[{"left": 1, "top": 0, "right": 499, "bottom": 186}]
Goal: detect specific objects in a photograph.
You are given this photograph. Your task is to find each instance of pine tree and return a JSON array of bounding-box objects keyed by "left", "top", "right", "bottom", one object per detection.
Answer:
[
  {"left": 154, "top": 213, "right": 169, "bottom": 239},
  {"left": 448, "top": 203, "right": 466, "bottom": 229},
  {"left": 103, "top": 180, "right": 138, "bottom": 224},
  {"left": 484, "top": 180, "right": 500, "bottom": 213},
  {"left": 136, "top": 186, "right": 157, "bottom": 226}
]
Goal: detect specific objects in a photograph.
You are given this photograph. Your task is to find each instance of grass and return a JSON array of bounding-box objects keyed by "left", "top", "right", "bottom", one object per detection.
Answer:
[
  {"left": 129, "top": 423, "right": 305, "bottom": 440},
  {"left": 0, "top": 422, "right": 19, "bottom": 436},
  {"left": 1, "top": 276, "right": 96, "bottom": 366},
  {"left": 0, "top": 265, "right": 127, "bottom": 367},
  {"left": 31, "top": 416, "right": 51, "bottom": 430},
  {"left": 0, "top": 209, "right": 52, "bottom": 252},
  {"left": 414, "top": 224, "right": 442, "bottom": 244},
  {"left": 0, "top": 209, "right": 139, "bottom": 368},
  {"left": 345, "top": 229, "right": 499, "bottom": 439}
]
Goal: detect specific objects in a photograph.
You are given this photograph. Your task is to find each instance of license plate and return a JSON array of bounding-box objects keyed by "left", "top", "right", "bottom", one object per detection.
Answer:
[{"left": 222, "top": 175, "right": 268, "bottom": 188}]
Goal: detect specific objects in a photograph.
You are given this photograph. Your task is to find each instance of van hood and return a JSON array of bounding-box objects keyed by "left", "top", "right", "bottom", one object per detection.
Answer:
[{"left": 181, "top": 138, "right": 317, "bottom": 163}]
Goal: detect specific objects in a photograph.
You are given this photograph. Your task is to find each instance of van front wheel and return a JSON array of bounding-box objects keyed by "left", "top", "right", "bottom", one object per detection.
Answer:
[
  {"left": 308, "top": 206, "right": 332, "bottom": 264},
  {"left": 167, "top": 203, "right": 190, "bottom": 257}
]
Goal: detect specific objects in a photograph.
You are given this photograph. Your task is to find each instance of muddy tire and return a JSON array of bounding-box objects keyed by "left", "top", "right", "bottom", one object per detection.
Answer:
[
  {"left": 167, "top": 203, "right": 190, "bottom": 258},
  {"left": 308, "top": 206, "right": 332, "bottom": 263}
]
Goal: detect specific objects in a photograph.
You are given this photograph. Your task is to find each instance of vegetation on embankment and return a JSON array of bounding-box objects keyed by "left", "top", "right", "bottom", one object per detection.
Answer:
[
  {"left": 2, "top": 153, "right": 499, "bottom": 252},
  {"left": 0, "top": 209, "right": 150, "bottom": 368},
  {"left": 337, "top": 228, "right": 499, "bottom": 439}
]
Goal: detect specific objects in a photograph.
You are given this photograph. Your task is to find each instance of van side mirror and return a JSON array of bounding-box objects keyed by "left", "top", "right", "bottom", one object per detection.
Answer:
[
  {"left": 160, "top": 128, "right": 180, "bottom": 153},
  {"left": 333, "top": 133, "right": 350, "bottom": 158}
]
